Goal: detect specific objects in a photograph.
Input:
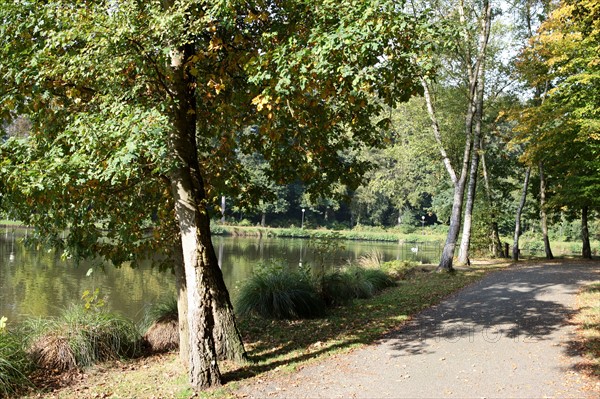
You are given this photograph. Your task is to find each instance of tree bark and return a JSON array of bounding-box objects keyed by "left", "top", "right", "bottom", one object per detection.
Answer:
[
  {"left": 456, "top": 136, "right": 480, "bottom": 266},
  {"left": 582, "top": 206, "right": 592, "bottom": 259},
  {"left": 538, "top": 163, "right": 554, "bottom": 259},
  {"left": 173, "top": 241, "right": 189, "bottom": 367},
  {"left": 513, "top": 167, "right": 531, "bottom": 261},
  {"left": 480, "top": 139, "right": 503, "bottom": 257},
  {"left": 169, "top": 41, "right": 246, "bottom": 389},
  {"left": 438, "top": 185, "right": 467, "bottom": 271},
  {"left": 457, "top": 48, "right": 487, "bottom": 265},
  {"left": 170, "top": 44, "right": 221, "bottom": 389}
]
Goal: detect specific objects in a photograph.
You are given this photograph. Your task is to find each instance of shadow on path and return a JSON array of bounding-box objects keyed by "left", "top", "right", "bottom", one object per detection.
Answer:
[{"left": 386, "top": 263, "right": 599, "bottom": 358}]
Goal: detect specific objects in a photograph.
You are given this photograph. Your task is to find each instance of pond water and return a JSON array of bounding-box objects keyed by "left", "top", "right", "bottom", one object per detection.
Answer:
[{"left": 0, "top": 227, "right": 441, "bottom": 324}]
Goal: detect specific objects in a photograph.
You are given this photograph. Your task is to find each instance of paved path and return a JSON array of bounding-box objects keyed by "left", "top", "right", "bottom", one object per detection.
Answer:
[{"left": 237, "top": 262, "right": 600, "bottom": 398}]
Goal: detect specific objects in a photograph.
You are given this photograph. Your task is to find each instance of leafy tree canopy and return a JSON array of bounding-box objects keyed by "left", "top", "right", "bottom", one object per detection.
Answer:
[
  {"left": 514, "top": 0, "right": 600, "bottom": 210},
  {"left": 0, "top": 0, "right": 432, "bottom": 265}
]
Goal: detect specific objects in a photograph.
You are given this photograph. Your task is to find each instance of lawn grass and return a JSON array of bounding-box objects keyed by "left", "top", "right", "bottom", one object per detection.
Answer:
[
  {"left": 22, "top": 261, "right": 506, "bottom": 398},
  {"left": 573, "top": 282, "right": 600, "bottom": 380}
]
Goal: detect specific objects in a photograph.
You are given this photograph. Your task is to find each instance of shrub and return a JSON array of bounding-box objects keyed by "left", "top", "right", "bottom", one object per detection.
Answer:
[
  {"left": 143, "top": 297, "right": 179, "bottom": 353},
  {"left": 320, "top": 271, "right": 358, "bottom": 306},
  {"left": 24, "top": 307, "right": 141, "bottom": 371},
  {"left": 381, "top": 260, "right": 422, "bottom": 280},
  {"left": 239, "top": 218, "right": 253, "bottom": 227},
  {"left": 235, "top": 263, "right": 326, "bottom": 319},
  {"left": 0, "top": 330, "right": 32, "bottom": 397},
  {"left": 321, "top": 267, "right": 395, "bottom": 306}
]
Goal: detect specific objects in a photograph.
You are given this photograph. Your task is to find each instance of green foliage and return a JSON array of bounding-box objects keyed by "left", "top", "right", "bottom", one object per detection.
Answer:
[
  {"left": 235, "top": 259, "right": 396, "bottom": 315},
  {"left": 235, "top": 263, "right": 326, "bottom": 320},
  {"left": 0, "top": 0, "right": 430, "bottom": 271},
  {"left": 336, "top": 267, "right": 394, "bottom": 301},
  {"left": 515, "top": 0, "right": 600, "bottom": 211},
  {"left": 23, "top": 306, "right": 141, "bottom": 371},
  {"left": 380, "top": 260, "right": 422, "bottom": 280},
  {"left": 143, "top": 296, "right": 179, "bottom": 331},
  {"left": 147, "top": 297, "right": 178, "bottom": 323},
  {"left": 81, "top": 288, "right": 107, "bottom": 312},
  {"left": 0, "top": 329, "right": 32, "bottom": 396}
]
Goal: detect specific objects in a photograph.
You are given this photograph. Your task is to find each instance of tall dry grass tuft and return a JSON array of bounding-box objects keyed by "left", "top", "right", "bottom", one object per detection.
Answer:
[
  {"left": 143, "top": 297, "right": 179, "bottom": 353},
  {"left": 24, "top": 306, "right": 141, "bottom": 372},
  {"left": 357, "top": 250, "right": 385, "bottom": 269}
]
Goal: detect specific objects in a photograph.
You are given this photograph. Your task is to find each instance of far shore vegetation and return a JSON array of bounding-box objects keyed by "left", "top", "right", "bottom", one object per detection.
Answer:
[{"left": 2, "top": 219, "right": 597, "bottom": 258}]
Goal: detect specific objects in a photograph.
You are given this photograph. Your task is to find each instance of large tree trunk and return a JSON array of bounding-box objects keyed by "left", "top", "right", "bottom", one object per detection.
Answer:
[
  {"left": 582, "top": 206, "right": 592, "bottom": 259},
  {"left": 169, "top": 42, "right": 245, "bottom": 389},
  {"left": 173, "top": 241, "right": 189, "bottom": 367},
  {"left": 170, "top": 45, "right": 221, "bottom": 387},
  {"left": 513, "top": 167, "right": 531, "bottom": 261},
  {"left": 538, "top": 163, "right": 554, "bottom": 259}
]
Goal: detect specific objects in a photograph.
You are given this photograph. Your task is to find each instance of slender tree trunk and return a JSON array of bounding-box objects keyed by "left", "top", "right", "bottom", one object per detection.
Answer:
[
  {"left": 456, "top": 141, "right": 479, "bottom": 266},
  {"left": 261, "top": 212, "right": 266, "bottom": 227},
  {"left": 480, "top": 140, "right": 503, "bottom": 257},
  {"left": 220, "top": 196, "right": 226, "bottom": 223},
  {"left": 439, "top": 184, "right": 467, "bottom": 271},
  {"left": 209, "top": 261, "right": 247, "bottom": 363},
  {"left": 421, "top": 0, "right": 492, "bottom": 272},
  {"left": 513, "top": 167, "right": 531, "bottom": 261},
  {"left": 582, "top": 206, "right": 592, "bottom": 259},
  {"left": 538, "top": 163, "right": 554, "bottom": 259},
  {"left": 457, "top": 59, "right": 487, "bottom": 265}
]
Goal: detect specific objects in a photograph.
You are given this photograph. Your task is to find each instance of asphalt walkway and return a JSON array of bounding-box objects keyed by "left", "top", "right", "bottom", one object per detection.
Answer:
[{"left": 237, "top": 261, "right": 600, "bottom": 398}]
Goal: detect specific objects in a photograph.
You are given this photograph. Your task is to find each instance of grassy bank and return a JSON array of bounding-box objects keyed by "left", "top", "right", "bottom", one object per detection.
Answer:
[
  {"left": 211, "top": 224, "right": 446, "bottom": 243},
  {"left": 21, "top": 261, "right": 508, "bottom": 398},
  {"left": 573, "top": 282, "right": 600, "bottom": 381}
]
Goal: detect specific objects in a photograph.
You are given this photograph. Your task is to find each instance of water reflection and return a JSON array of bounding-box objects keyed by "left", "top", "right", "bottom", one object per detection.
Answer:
[{"left": 1, "top": 229, "right": 441, "bottom": 324}]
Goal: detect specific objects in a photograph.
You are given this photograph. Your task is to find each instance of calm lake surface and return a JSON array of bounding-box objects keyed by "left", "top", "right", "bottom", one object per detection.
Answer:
[{"left": 0, "top": 227, "right": 441, "bottom": 324}]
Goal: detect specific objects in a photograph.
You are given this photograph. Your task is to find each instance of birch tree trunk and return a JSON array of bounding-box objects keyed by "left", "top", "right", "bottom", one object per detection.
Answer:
[
  {"left": 512, "top": 167, "right": 531, "bottom": 261},
  {"left": 457, "top": 45, "right": 488, "bottom": 265},
  {"left": 422, "top": 0, "right": 492, "bottom": 272},
  {"left": 538, "top": 163, "right": 554, "bottom": 259},
  {"left": 582, "top": 206, "right": 592, "bottom": 259}
]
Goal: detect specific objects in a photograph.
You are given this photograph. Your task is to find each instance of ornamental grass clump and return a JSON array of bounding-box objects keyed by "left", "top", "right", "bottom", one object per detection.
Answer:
[
  {"left": 24, "top": 306, "right": 141, "bottom": 372},
  {"left": 142, "top": 297, "right": 179, "bottom": 353},
  {"left": 381, "top": 260, "right": 422, "bottom": 280},
  {"left": 321, "top": 267, "right": 395, "bottom": 306},
  {"left": 0, "top": 328, "right": 33, "bottom": 397},
  {"left": 235, "top": 263, "right": 326, "bottom": 320}
]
